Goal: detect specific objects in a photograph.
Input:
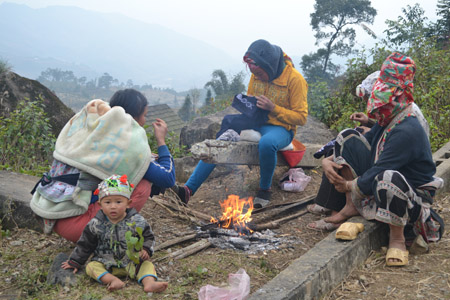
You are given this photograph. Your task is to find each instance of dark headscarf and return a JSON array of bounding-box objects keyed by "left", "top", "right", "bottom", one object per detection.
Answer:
[{"left": 244, "top": 39, "right": 286, "bottom": 81}]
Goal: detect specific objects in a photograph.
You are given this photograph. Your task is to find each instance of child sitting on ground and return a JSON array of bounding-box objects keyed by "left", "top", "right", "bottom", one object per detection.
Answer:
[{"left": 61, "top": 174, "right": 168, "bottom": 293}]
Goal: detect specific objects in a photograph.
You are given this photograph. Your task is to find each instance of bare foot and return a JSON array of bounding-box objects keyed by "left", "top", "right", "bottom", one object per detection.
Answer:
[
  {"left": 142, "top": 276, "right": 168, "bottom": 293},
  {"left": 324, "top": 203, "right": 359, "bottom": 224},
  {"left": 107, "top": 278, "right": 125, "bottom": 291}
]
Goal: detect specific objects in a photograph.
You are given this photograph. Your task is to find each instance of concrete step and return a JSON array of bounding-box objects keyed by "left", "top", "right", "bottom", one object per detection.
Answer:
[
  {"left": 190, "top": 139, "right": 324, "bottom": 168},
  {"left": 0, "top": 171, "right": 42, "bottom": 232}
]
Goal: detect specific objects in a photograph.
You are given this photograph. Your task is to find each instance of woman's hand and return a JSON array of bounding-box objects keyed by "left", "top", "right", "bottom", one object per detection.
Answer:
[
  {"left": 350, "top": 112, "right": 369, "bottom": 126},
  {"left": 322, "top": 156, "right": 344, "bottom": 185},
  {"left": 357, "top": 126, "right": 371, "bottom": 135},
  {"left": 255, "top": 95, "right": 275, "bottom": 111},
  {"left": 61, "top": 260, "right": 78, "bottom": 274},
  {"left": 139, "top": 249, "right": 150, "bottom": 261},
  {"left": 152, "top": 118, "right": 168, "bottom": 146}
]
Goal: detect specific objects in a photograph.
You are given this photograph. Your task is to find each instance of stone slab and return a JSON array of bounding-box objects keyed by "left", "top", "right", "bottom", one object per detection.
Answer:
[
  {"left": 0, "top": 171, "right": 42, "bottom": 232},
  {"left": 433, "top": 141, "right": 450, "bottom": 194},
  {"left": 248, "top": 217, "right": 388, "bottom": 300},
  {"left": 190, "top": 139, "right": 323, "bottom": 168}
]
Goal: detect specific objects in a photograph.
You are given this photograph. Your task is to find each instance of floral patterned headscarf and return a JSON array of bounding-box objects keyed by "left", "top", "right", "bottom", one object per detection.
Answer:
[
  {"left": 367, "top": 52, "right": 416, "bottom": 126},
  {"left": 94, "top": 174, "right": 134, "bottom": 200}
]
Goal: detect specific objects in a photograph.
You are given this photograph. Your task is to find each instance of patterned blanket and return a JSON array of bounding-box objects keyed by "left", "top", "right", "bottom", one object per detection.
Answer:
[{"left": 30, "top": 99, "right": 152, "bottom": 219}]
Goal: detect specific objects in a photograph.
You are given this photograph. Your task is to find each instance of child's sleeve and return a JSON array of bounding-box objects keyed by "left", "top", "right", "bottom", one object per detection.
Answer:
[{"left": 68, "top": 222, "right": 98, "bottom": 268}]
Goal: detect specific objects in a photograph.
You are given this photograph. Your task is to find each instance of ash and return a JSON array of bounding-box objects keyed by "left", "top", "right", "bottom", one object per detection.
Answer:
[{"left": 198, "top": 227, "right": 304, "bottom": 254}]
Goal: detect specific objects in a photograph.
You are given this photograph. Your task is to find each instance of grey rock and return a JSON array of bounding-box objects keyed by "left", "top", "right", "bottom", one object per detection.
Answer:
[
  {"left": 47, "top": 252, "right": 81, "bottom": 286},
  {"left": 409, "top": 234, "right": 429, "bottom": 254},
  {"left": 179, "top": 106, "right": 238, "bottom": 149}
]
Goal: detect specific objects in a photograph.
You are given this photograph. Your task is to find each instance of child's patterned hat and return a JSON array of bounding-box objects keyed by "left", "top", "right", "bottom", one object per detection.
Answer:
[{"left": 94, "top": 174, "right": 134, "bottom": 200}]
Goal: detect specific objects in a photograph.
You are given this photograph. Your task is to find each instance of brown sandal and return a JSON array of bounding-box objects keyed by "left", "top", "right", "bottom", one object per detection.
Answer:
[
  {"left": 307, "top": 204, "right": 332, "bottom": 216},
  {"left": 307, "top": 219, "right": 340, "bottom": 231}
]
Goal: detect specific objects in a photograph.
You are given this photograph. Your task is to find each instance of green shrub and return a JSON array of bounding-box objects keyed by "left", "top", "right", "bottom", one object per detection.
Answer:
[
  {"left": 145, "top": 127, "right": 189, "bottom": 158},
  {"left": 0, "top": 95, "right": 55, "bottom": 175},
  {"left": 0, "top": 58, "right": 11, "bottom": 75},
  {"left": 197, "top": 96, "right": 233, "bottom": 116},
  {"left": 308, "top": 41, "right": 449, "bottom": 152}
]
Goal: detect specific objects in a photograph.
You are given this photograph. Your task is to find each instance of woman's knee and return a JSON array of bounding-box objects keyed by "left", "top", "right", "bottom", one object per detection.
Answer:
[
  {"left": 373, "top": 170, "right": 411, "bottom": 217},
  {"left": 130, "top": 179, "right": 152, "bottom": 211}
]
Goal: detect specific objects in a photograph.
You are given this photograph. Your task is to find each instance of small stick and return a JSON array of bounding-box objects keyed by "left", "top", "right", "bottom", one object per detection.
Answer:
[
  {"left": 155, "top": 239, "right": 211, "bottom": 261},
  {"left": 250, "top": 210, "right": 308, "bottom": 231},
  {"left": 252, "top": 194, "right": 316, "bottom": 215},
  {"left": 154, "top": 233, "right": 197, "bottom": 251},
  {"left": 254, "top": 195, "right": 315, "bottom": 223},
  {"left": 153, "top": 197, "right": 211, "bottom": 222},
  {"left": 173, "top": 240, "right": 212, "bottom": 260}
]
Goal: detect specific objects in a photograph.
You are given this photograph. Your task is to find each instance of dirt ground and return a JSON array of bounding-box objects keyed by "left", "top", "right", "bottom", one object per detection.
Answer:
[
  {"left": 323, "top": 191, "right": 450, "bottom": 300},
  {"left": 0, "top": 165, "right": 449, "bottom": 300}
]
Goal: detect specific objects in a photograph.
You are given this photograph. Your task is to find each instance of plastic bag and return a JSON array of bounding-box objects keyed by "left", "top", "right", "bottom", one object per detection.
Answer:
[
  {"left": 240, "top": 129, "right": 261, "bottom": 142},
  {"left": 198, "top": 268, "right": 250, "bottom": 300},
  {"left": 279, "top": 168, "right": 311, "bottom": 192}
]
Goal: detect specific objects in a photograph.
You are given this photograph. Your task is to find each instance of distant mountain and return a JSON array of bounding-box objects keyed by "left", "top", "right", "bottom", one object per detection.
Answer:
[{"left": 0, "top": 2, "right": 240, "bottom": 91}]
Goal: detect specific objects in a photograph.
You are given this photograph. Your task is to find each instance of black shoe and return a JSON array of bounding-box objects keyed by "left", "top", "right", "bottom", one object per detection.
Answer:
[
  {"left": 253, "top": 189, "right": 272, "bottom": 208},
  {"left": 172, "top": 185, "right": 192, "bottom": 205}
]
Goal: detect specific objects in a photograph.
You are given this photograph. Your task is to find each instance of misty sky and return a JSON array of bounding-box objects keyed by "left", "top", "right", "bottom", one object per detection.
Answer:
[{"left": 0, "top": 0, "right": 440, "bottom": 60}]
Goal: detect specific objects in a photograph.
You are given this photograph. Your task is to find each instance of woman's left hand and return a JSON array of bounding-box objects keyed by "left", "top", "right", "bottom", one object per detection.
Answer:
[{"left": 256, "top": 95, "right": 275, "bottom": 111}]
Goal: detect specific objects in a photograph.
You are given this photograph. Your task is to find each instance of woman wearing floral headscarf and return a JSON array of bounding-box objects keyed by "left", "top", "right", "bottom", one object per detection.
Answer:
[{"left": 310, "top": 52, "right": 443, "bottom": 266}]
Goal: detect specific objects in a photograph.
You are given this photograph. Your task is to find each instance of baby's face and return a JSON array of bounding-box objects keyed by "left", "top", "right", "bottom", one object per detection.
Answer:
[{"left": 99, "top": 195, "right": 130, "bottom": 223}]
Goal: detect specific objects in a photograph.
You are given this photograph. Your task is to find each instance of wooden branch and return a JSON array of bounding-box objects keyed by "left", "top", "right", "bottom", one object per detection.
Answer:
[
  {"left": 152, "top": 197, "right": 211, "bottom": 222},
  {"left": 173, "top": 240, "right": 212, "bottom": 260},
  {"left": 254, "top": 195, "right": 315, "bottom": 224},
  {"left": 252, "top": 194, "right": 316, "bottom": 215},
  {"left": 154, "top": 233, "right": 197, "bottom": 252},
  {"left": 250, "top": 210, "right": 308, "bottom": 231},
  {"left": 155, "top": 239, "right": 212, "bottom": 261}
]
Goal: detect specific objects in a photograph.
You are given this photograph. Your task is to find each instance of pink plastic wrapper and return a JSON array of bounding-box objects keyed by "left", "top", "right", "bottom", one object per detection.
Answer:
[
  {"left": 198, "top": 268, "right": 250, "bottom": 300},
  {"left": 279, "top": 167, "right": 311, "bottom": 192}
]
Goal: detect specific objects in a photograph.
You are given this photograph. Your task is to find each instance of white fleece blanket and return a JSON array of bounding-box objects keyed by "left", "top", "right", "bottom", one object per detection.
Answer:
[
  {"left": 30, "top": 99, "right": 152, "bottom": 219},
  {"left": 54, "top": 99, "right": 152, "bottom": 185}
]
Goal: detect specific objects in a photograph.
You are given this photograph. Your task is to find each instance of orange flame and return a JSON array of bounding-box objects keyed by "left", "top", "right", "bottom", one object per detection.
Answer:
[{"left": 210, "top": 195, "right": 254, "bottom": 235}]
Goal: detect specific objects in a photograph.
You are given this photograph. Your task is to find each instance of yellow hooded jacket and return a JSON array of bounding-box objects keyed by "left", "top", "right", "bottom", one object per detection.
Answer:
[{"left": 246, "top": 56, "right": 308, "bottom": 134}]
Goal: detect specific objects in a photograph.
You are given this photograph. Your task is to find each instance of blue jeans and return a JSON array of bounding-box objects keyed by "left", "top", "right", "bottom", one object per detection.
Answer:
[{"left": 185, "top": 125, "right": 293, "bottom": 193}]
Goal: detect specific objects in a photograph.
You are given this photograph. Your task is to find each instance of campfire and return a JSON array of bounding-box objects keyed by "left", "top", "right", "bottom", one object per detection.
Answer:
[{"left": 210, "top": 194, "right": 254, "bottom": 235}]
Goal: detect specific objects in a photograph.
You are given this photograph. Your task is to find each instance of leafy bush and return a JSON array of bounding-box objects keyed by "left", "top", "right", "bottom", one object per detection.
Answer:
[
  {"left": 145, "top": 127, "right": 189, "bottom": 158},
  {"left": 308, "top": 41, "right": 450, "bottom": 151},
  {"left": 0, "top": 58, "right": 11, "bottom": 75},
  {"left": 197, "top": 96, "right": 233, "bottom": 116},
  {"left": 0, "top": 95, "right": 55, "bottom": 175}
]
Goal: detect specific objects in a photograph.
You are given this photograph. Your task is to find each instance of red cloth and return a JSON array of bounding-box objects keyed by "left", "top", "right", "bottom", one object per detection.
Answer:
[{"left": 53, "top": 179, "right": 152, "bottom": 243}]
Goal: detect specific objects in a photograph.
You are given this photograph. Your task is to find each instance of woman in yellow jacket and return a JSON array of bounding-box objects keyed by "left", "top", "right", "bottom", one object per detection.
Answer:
[{"left": 175, "top": 39, "right": 308, "bottom": 208}]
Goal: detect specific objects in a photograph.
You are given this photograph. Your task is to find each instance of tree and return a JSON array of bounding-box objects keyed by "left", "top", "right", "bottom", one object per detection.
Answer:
[
  {"left": 300, "top": 49, "right": 340, "bottom": 83},
  {"left": 304, "top": 0, "right": 376, "bottom": 80},
  {"left": 37, "top": 68, "right": 76, "bottom": 83},
  {"left": 126, "top": 79, "right": 134, "bottom": 88},
  {"left": 189, "top": 88, "right": 201, "bottom": 115},
  {"left": 228, "top": 71, "right": 246, "bottom": 96},
  {"left": 435, "top": 0, "right": 450, "bottom": 47},
  {"left": 97, "top": 72, "right": 114, "bottom": 89},
  {"left": 204, "top": 70, "right": 246, "bottom": 100},
  {"left": 0, "top": 58, "right": 11, "bottom": 75},
  {"left": 204, "top": 89, "right": 213, "bottom": 107},
  {"left": 178, "top": 94, "right": 193, "bottom": 121},
  {"left": 204, "top": 69, "right": 229, "bottom": 98},
  {"left": 384, "top": 4, "right": 428, "bottom": 50}
]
